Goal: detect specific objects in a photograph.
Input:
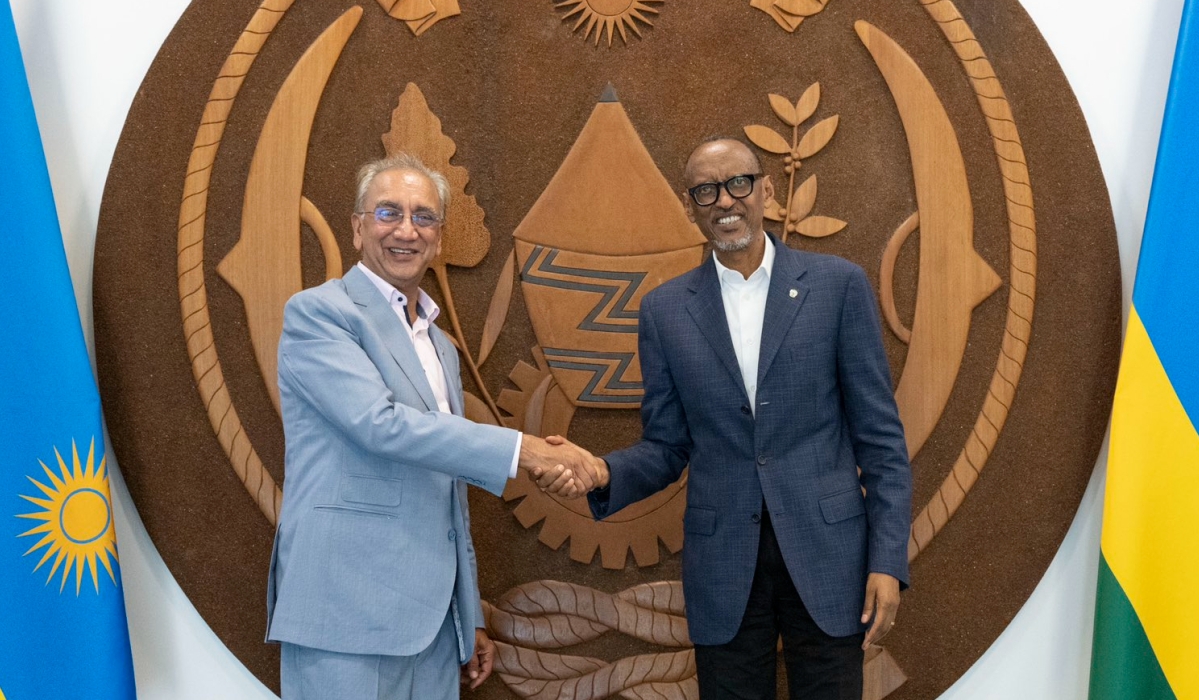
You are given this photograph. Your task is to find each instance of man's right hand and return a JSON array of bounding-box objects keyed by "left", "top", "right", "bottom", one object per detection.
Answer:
[
  {"left": 517, "top": 435, "right": 601, "bottom": 497},
  {"left": 527, "top": 435, "right": 608, "bottom": 499}
]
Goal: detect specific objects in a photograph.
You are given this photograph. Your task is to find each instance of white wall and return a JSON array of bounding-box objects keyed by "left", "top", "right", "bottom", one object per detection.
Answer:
[{"left": 9, "top": 0, "right": 1184, "bottom": 697}]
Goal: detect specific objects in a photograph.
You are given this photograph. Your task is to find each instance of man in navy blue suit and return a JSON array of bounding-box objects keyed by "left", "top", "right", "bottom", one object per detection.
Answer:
[{"left": 536, "top": 138, "right": 912, "bottom": 699}]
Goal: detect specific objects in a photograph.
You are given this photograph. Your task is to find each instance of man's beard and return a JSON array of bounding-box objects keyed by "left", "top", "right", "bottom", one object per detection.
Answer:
[{"left": 711, "top": 230, "right": 755, "bottom": 252}]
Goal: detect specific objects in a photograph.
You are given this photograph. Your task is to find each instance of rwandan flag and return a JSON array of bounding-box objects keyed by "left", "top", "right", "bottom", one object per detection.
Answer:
[
  {"left": 0, "top": 2, "right": 137, "bottom": 698},
  {"left": 1089, "top": 1, "right": 1199, "bottom": 698}
]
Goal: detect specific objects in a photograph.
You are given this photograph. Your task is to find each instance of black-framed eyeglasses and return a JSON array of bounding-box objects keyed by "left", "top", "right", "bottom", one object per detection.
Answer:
[
  {"left": 356, "top": 206, "right": 443, "bottom": 231},
  {"left": 687, "top": 173, "right": 761, "bottom": 207}
]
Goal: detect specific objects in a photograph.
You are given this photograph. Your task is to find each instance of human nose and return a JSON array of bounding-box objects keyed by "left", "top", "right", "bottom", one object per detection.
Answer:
[
  {"left": 387, "top": 215, "right": 420, "bottom": 238},
  {"left": 714, "top": 184, "right": 738, "bottom": 208}
]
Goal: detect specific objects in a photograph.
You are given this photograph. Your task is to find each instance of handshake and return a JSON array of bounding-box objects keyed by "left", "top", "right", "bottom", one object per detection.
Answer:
[{"left": 517, "top": 434, "right": 609, "bottom": 499}]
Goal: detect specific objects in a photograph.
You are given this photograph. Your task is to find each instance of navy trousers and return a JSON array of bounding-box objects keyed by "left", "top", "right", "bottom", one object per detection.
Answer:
[{"left": 694, "top": 508, "right": 865, "bottom": 700}]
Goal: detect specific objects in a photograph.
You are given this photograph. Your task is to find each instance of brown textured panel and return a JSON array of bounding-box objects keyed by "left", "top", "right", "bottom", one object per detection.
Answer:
[{"left": 93, "top": 0, "right": 1122, "bottom": 697}]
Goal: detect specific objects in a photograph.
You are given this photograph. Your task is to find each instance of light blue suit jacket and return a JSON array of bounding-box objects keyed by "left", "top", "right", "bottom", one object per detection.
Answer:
[
  {"left": 266, "top": 265, "right": 517, "bottom": 659},
  {"left": 592, "top": 236, "right": 912, "bottom": 644}
]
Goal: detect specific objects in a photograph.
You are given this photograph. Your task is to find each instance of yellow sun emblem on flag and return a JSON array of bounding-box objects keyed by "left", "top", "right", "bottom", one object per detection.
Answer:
[{"left": 16, "top": 439, "right": 119, "bottom": 595}]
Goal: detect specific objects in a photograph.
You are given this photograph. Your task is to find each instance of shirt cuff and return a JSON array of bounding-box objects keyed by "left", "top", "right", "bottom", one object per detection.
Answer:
[{"left": 508, "top": 432, "right": 522, "bottom": 479}]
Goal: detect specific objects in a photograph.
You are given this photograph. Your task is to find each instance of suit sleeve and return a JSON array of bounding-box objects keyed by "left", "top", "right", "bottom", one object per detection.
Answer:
[
  {"left": 278, "top": 291, "right": 517, "bottom": 497},
  {"left": 837, "top": 266, "right": 913, "bottom": 587},
  {"left": 590, "top": 297, "right": 693, "bottom": 519}
]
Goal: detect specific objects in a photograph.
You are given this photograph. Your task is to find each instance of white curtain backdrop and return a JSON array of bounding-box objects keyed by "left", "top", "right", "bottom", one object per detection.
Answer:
[{"left": 9, "top": 0, "right": 1184, "bottom": 696}]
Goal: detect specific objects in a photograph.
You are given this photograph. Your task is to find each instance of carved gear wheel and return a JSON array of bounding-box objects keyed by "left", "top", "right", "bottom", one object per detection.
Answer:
[{"left": 497, "top": 348, "right": 687, "bottom": 569}]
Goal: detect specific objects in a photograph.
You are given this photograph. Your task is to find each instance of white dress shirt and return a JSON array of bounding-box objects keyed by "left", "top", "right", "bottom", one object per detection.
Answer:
[
  {"left": 711, "top": 235, "right": 776, "bottom": 416},
  {"left": 357, "top": 262, "right": 520, "bottom": 477}
]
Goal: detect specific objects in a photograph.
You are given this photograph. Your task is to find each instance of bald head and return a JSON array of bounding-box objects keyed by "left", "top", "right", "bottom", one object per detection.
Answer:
[{"left": 684, "top": 138, "right": 762, "bottom": 183}]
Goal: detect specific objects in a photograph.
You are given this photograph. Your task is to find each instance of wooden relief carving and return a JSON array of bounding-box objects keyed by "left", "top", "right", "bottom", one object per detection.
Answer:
[
  {"left": 905, "top": 0, "right": 1039, "bottom": 560},
  {"left": 176, "top": 0, "right": 300, "bottom": 525},
  {"left": 743, "top": 84, "right": 847, "bottom": 237},
  {"left": 750, "top": 0, "right": 831, "bottom": 33},
  {"left": 512, "top": 85, "right": 704, "bottom": 412},
  {"left": 856, "top": 20, "right": 1001, "bottom": 463},
  {"left": 555, "top": 0, "right": 664, "bottom": 47},
  {"left": 497, "top": 344, "right": 689, "bottom": 568},
  {"left": 483, "top": 579, "right": 904, "bottom": 700},
  {"left": 500, "top": 86, "right": 704, "bottom": 569},
  {"left": 168, "top": 0, "right": 1042, "bottom": 579},
  {"left": 380, "top": 83, "right": 503, "bottom": 422},
  {"left": 217, "top": 8, "right": 362, "bottom": 416},
  {"left": 484, "top": 580, "right": 696, "bottom": 699},
  {"left": 375, "top": 0, "right": 460, "bottom": 36}
]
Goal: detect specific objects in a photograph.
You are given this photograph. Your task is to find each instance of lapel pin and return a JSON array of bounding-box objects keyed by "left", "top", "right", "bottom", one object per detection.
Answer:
[{"left": 789, "top": 288, "right": 798, "bottom": 298}]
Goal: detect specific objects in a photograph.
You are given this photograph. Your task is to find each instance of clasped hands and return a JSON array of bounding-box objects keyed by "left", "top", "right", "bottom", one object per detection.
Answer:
[{"left": 517, "top": 434, "right": 608, "bottom": 499}]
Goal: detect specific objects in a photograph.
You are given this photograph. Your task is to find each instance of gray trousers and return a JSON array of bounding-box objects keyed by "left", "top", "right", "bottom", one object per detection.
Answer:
[{"left": 280, "top": 608, "right": 460, "bottom": 700}]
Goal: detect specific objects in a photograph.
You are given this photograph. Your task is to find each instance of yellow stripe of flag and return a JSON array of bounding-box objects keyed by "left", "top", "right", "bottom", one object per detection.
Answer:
[{"left": 1101, "top": 307, "right": 1199, "bottom": 698}]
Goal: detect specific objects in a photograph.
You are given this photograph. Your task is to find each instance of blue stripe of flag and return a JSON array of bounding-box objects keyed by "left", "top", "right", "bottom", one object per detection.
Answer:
[
  {"left": 0, "top": 1, "right": 137, "bottom": 697},
  {"left": 1132, "top": 0, "right": 1199, "bottom": 430}
]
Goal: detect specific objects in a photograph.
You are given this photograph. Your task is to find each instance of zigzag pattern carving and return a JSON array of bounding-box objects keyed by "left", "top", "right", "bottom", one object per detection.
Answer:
[
  {"left": 520, "top": 246, "right": 646, "bottom": 333},
  {"left": 542, "top": 348, "right": 642, "bottom": 404}
]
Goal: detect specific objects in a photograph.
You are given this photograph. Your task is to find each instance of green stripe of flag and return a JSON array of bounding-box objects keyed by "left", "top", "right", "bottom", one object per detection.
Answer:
[{"left": 1089, "top": 554, "right": 1176, "bottom": 699}]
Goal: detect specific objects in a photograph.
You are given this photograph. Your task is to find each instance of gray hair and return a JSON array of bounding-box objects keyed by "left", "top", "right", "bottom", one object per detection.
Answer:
[{"left": 354, "top": 153, "right": 452, "bottom": 216}]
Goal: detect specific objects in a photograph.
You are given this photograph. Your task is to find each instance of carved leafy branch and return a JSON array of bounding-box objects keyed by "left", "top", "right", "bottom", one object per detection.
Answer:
[{"left": 743, "top": 83, "right": 847, "bottom": 239}]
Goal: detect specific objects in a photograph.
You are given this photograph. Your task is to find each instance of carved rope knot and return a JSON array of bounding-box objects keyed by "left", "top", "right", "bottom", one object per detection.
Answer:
[{"left": 484, "top": 580, "right": 697, "bottom": 699}]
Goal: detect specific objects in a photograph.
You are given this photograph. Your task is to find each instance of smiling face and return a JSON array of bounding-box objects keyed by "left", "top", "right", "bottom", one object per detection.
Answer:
[
  {"left": 682, "top": 139, "right": 773, "bottom": 260},
  {"left": 351, "top": 168, "right": 444, "bottom": 300}
]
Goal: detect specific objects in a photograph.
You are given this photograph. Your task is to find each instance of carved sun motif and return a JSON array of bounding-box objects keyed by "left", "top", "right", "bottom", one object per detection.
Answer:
[{"left": 555, "top": 0, "right": 664, "bottom": 47}]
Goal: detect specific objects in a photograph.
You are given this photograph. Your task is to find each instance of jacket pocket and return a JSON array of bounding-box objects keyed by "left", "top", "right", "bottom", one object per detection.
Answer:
[
  {"left": 312, "top": 504, "right": 396, "bottom": 519},
  {"left": 339, "top": 474, "right": 403, "bottom": 507},
  {"left": 818, "top": 487, "right": 865, "bottom": 524},
  {"left": 684, "top": 506, "right": 717, "bottom": 535}
]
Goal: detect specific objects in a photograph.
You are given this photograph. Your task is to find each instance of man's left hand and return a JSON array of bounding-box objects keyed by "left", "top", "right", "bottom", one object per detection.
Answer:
[
  {"left": 859, "top": 572, "right": 901, "bottom": 650},
  {"left": 462, "top": 628, "right": 495, "bottom": 690}
]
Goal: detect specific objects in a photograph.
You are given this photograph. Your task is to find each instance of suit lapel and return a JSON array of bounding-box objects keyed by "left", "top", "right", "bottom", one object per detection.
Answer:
[
  {"left": 343, "top": 266, "right": 438, "bottom": 412},
  {"left": 757, "top": 236, "right": 809, "bottom": 387},
  {"left": 686, "top": 256, "right": 749, "bottom": 399}
]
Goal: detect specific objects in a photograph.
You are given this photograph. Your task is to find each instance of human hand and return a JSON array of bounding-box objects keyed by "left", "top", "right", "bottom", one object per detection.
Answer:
[
  {"left": 517, "top": 435, "right": 594, "bottom": 496},
  {"left": 860, "top": 572, "right": 901, "bottom": 649},
  {"left": 461, "top": 628, "right": 494, "bottom": 689},
  {"left": 532, "top": 435, "right": 608, "bottom": 498}
]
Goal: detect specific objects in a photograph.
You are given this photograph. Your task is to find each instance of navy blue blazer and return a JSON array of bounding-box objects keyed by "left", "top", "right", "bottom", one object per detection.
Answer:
[{"left": 591, "top": 235, "right": 912, "bottom": 644}]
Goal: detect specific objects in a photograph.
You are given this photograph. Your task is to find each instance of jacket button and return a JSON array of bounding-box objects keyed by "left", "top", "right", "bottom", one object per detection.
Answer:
[
  {"left": 757, "top": 455, "right": 768, "bottom": 465},
  {"left": 751, "top": 513, "right": 761, "bottom": 524},
  {"left": 448, "top": 529, "right": 457, "bottom": 541},
  {"left": 741, "top": 405, "right": 751, "bottom": 415}
]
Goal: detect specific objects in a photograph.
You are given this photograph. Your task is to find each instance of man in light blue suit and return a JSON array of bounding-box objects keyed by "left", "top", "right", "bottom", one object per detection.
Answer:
[
  {"left": 266, "top": 154, "right": 595, "bottom": 700},
  {"left": 539, "top": 138, "right": 912, "bottom": 700}
]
